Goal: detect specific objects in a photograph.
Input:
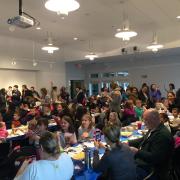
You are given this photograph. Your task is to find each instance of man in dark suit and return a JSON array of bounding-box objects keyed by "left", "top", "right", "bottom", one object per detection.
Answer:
[{"left": 129, "top": 109, "right": 174, "bottom": 180}]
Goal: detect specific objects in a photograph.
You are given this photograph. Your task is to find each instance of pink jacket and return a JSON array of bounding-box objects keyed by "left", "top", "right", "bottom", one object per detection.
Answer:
[{"left": 0, "top": 127, "right": 8, "bottom": 138}]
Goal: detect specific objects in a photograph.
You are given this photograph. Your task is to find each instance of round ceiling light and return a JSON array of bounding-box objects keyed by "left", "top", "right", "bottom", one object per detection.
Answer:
[
  {"left": 42, "top": 46, "right": 59, "bottom": 54},
  {"left": 45, "top": 0, "right": 80, "bottom": 16},
  {"left": 115, "top": 29, "right": 137, "bottom": 41},
  {"left": 85, "top": 53, "right": 98, "bottom": 61},
  {"left": 146, "top": 43, "right": 164, "bottom": 52}
]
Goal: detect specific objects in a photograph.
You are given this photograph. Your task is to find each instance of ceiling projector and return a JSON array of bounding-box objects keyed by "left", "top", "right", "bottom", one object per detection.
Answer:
[
  {"left": 7, "top": 15, "right": 34, "bottom": 28},
  {"left": 7, "top": 0, "right": 39, "bottom": 29}
]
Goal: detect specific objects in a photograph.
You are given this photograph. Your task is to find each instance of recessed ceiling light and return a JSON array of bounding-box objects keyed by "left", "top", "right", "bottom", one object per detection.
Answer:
[
  {"left": 73, "top": 37, "right": 78, "bottom": 40},
  {"left": 176, "top": 16, "right": 180, "bottom": 19},
  {"left": 36, "top": 26, "right": 41, "bottom": 30},
  {"left": 11, "top": 61, "right": 16, "bottom": 65}
]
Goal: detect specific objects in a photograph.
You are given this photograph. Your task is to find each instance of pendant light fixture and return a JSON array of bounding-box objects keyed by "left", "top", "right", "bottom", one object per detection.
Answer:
[
  {"left": 85, "top": 40, "right": 98, "bottom": 61},
  {"left": 45, "top": 0, "right": 80, "bottom": 16},
  {"left": 85, "top": 52, "right": 98, "bottom": 61},
  {"left": 11, "top": 58, "right": 17, "bottom": 65},
  {"left": 146, "top": 33, "right": 163, "bottom": 52},
  {"left": 42, "top": 33, "right": 59, "bottom": 54},
  {"left": 115, "top": 1, "right": 137, "bottom": 41},
  {"left": 32, "top": 42, "right": 38, "bottom": 66},
  {"left": 115, "top": 23, "right": 137, "bottom": 41}
]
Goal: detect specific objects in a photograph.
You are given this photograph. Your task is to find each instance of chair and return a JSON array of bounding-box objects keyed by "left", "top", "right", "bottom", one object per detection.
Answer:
[{"left": 0, "top": 146, "right": 37, "bottom": 179}]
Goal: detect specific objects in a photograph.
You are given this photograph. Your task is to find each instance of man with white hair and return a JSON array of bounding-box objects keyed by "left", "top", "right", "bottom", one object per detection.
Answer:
[{"left": 129, "top": 109, "right": 174, "bottom": 180}]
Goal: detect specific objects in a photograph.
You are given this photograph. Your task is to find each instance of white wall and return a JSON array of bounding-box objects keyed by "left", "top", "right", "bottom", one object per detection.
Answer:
[
  {"left": 0, "top": 69, "right": 37, "bottom": 90},
  {"left": 0, "top": 56, "right": 66, "bottom": 93}
]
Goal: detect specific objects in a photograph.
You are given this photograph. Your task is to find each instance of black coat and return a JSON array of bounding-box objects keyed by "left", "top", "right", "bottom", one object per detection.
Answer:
[
  {"left": 93, "top": 144, "right": 136, "bottom": 180},
  {"left": 129, "top": 123, "right": 174, "bottom": 180}
]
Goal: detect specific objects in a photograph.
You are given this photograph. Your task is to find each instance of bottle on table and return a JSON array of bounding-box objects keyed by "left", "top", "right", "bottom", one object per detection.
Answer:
[{"left": 84, "top": 147, "right": 91, "bottom": 170}]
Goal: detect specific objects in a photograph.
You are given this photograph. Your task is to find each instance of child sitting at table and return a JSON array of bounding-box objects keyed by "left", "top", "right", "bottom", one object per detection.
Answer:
[
  {"left": 122, "top": 100, "right": 136, "bottom": 126},
  {"left": 57, "top": 115, "right": 77, "bottom": 148},
  {"left": 12, "top": 111, "right": 22, "bottom": 128},
  {"left": 134, "top": 99, "right": 144, "bottom": 120},
  {"left": 78, "top": 114, "right": 95, "bottom": 141},
  {"left": 170, "top": 108, "right": 180, "bottom": 130},
  {"left": 21, "top": 107, "right": 39, "bottom": 125},
  {"left": 160, "top": 113, "right": 171, "bottom": 132},
  {"left": 28, "top": 118, "right": 49, "bottom": 146},
  {"left": 106, "top": 112, "right": 121, "bottom": 127},
  {"left": 41, "top": 104, "right": 52, "bottom": 119},
  {"left": 0, "top": 121, "right": 8, "bottom": 142}
]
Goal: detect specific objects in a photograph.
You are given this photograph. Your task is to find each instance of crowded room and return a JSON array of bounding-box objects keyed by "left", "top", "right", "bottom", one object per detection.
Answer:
[{"left": 0, "top": 0, "right": 180, "bottom": 180}]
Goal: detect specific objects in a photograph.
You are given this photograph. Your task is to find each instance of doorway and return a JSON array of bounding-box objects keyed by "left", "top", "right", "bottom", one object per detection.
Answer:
[{"left": 70, "top": 80, "right": 84, "bottom": 99}]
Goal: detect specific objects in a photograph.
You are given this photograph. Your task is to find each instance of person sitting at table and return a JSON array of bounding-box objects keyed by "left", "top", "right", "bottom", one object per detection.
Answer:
[
  {"left": 41, "top": 104, "right": 52, "bottom": 119},
  {"left": 57, "top": 115, "right": 77, "bottom": 148},
  {"left": 0, "top": 121, "right": 8, "bottom": 143},
  {"left": 28, "top": 118, "right": 49, "bottom": 147},
  {"left": 167, "top": 92, "right": 176, "bottom": 112},
  {"left": 12, "top": 111, "right": 21, "bottom": 128},
  {"left": 122, "top": 99, "right": 136, "bottom": 126},
  {"left": 19, "top": 102, "right": 30, "bottom": 120},
  {"left": 159, "top": 113, "right": 171, "bottom": 132},
  {"left": 129, "top": 109, "right": 174, "bottom": 180},
  {"left": 106, "top": 111, "right": 121, "bottom": 127},
  {"left": 78, "top": 114, "right": 95, "bottom": 141},
  {"left": 14, "top": 131, "right": 74, "bottom": 180},
  {"left": 21, "top": 107, "right": 39, "bottom": 125},
  {"left": 135, "top": 99, "right": 144, "bottom": 120},
  {"left": 93, "top": 125, "right": 136, "bottom": 180},
  {"left": 172, "top": 107, "right": 179, "bottom": 120},
  {"left": 170, "top": 107, "right": 180, "bottom": 130},
  {"left": 51, "top": 103, "right": 63, "bottom": 116},
  {"left": 86, "top": 96, "right": 97, "bottom": 112}
]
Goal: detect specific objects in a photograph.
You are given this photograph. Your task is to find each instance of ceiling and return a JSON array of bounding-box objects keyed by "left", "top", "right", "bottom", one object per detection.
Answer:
[{"left": 1, "top": 0, "right": 180, "bottom": 63}]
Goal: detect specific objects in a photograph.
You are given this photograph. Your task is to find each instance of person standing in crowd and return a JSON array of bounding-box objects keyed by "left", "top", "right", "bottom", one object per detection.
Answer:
[
  {"left": 139, "top": 85, "right": 150, "bottom": 107},
  {"left": 0, "top": 88, "right": 6, "bottom": 113},
  {"left": 51, "top": 86, "right": 58, "bottom": 103},
  {"left": 107, "top": 82, "right": 121, "bottom": 114},
  {"left": 12, "top": 85, "right": 21, "bottom": 107},
  {"left": 6, "top": 86, "right": 13, "bottom": 105},
  {"left": 167, "top": 92, "right": 176, "bottom": 112},
  {"left": 149, "top": 84, "right": 161, "bottom": 107},
  {"left": 14, "top": 131, "right": 74, "bottom": 180},
  {"left": 22, "top": 85, "right": 33, "bottom": 102},
  {"left": 34, "top": 88, "right": 50, "bottom": 104},
  {"left": 60, "top": 86, "right": 70, "bottom": 104},
  {"left": 75, "top": 87, "right": 85, "bottom": 105},
  {"left": 129, "top": 109, "right": 174, "bottom": 180},
  {"left": 165, "top": 83, "right": 176, "bottom": 93},
  {"left": 30, "top": 86, "right": 40, "bottom": 98}
]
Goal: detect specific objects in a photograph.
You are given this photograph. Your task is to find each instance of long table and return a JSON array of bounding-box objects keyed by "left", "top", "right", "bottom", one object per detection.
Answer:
[{"left": 6, "top": 122, "right": 58, "bottom": 141}]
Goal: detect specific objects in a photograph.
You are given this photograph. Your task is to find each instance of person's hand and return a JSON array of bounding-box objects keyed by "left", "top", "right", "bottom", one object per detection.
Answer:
[
  {"left": 16, "top": 159, "right": 31, "bottom": 177},
  {"left": 94, "top": 140, "right": 106, "bottom": 149},
  {"left": 130, "top": 147, "right": 139, "bottom": 154}
]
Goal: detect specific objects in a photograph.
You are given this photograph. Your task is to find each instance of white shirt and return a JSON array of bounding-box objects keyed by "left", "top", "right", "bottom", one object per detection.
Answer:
[{"left": 15, "top": 153, "right": 74, "bottom": 180}]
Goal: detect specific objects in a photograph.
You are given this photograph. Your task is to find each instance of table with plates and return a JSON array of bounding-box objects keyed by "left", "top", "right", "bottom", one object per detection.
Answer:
[
  {"left": 6, "top": 120, "right": 58, "bottom": 141},
  {"left": 4, "top": 120, "right": 147, "bottom": 180},
  {"left": 65, "top": 121, "right": 147, "bottom": 180}
]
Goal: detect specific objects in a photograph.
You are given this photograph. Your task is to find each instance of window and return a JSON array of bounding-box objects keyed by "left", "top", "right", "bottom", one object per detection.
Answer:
[
  {"left": 117, "top": 71, "right": 129, "bottom": 77},
  {"left": 102, "top": 72, "right": 115, "bottom": 78},
  {"left": 90, "top": 73, "right": 99, "bottom": 78}
]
